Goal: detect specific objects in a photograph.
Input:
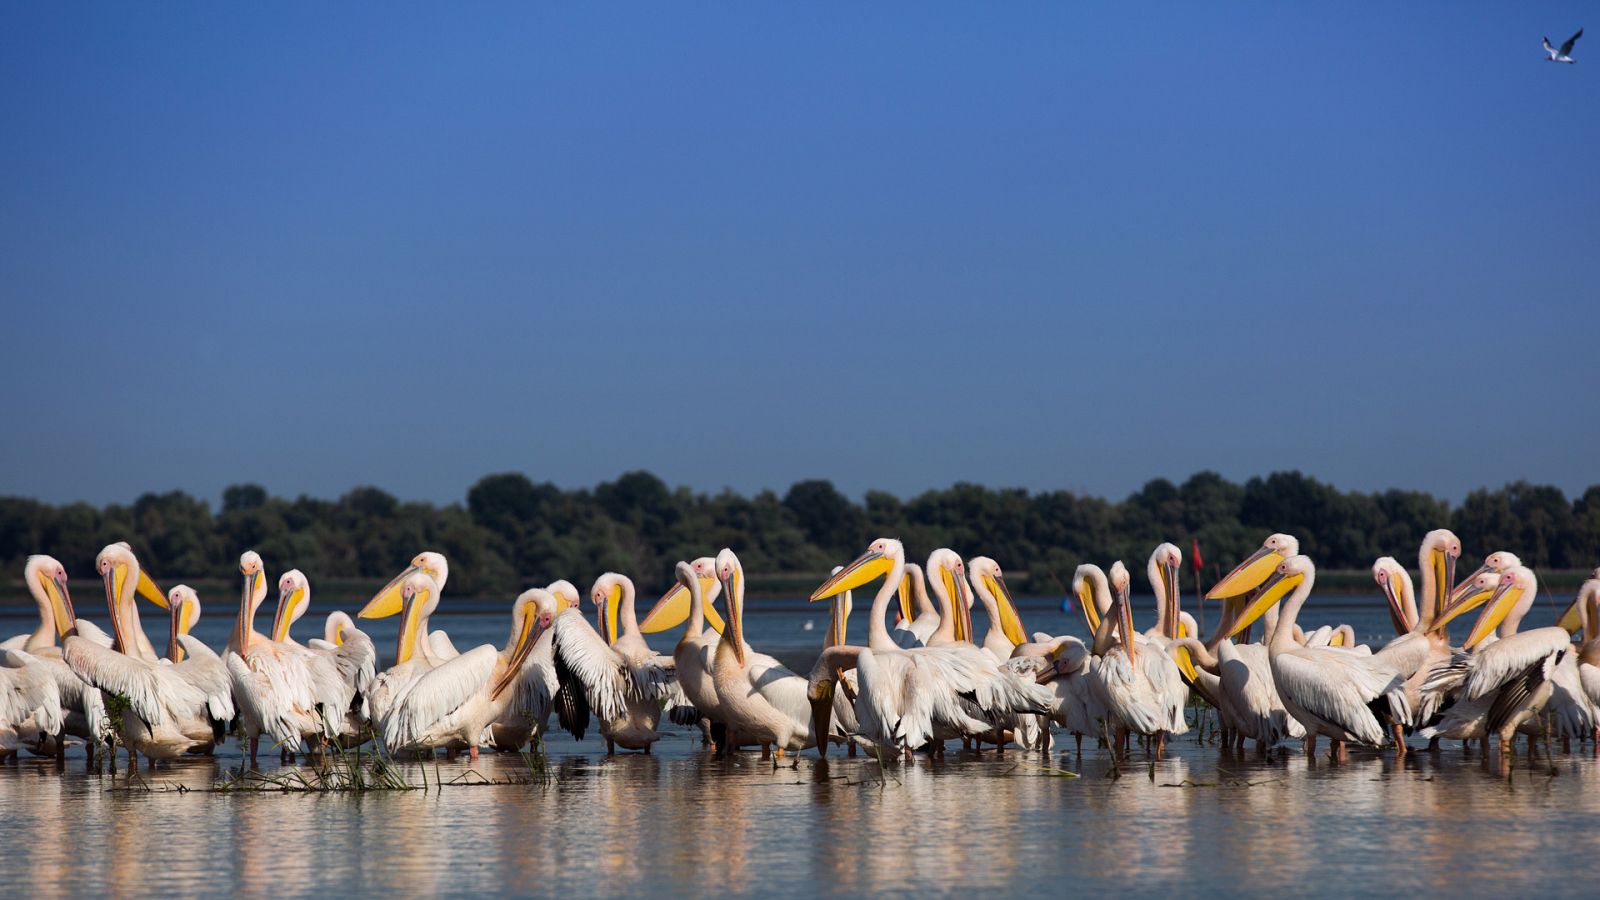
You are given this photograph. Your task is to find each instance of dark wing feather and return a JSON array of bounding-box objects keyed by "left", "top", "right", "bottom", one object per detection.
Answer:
[
  {"left": 1485, "top": 654, "right": 1552, "bottom": 735},
  {"left": 1562, "top": 28, "right": 1583, "bottom": 56},
  {"left": 552, "top": 650, "right": 591, "bottom": 741}
]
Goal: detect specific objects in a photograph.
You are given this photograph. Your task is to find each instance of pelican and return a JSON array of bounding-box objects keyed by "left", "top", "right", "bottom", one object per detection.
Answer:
[
  {"left": 639, "top": 558, "right": 729, "bottom": 750},
  {"left": 711, "top": 549, "right": 822, "bottom": 760},
  {"left": 1029, "top": 565, "right": 1110, "bottom": 753},
  {"left": 808, "top": 540, "right": 1051, "bottom": 760},
  {"left": 486, "top": 588, "right": 567, "bottom": 752},
  {"left": 1573, "top": 579, "right": 1600, "bottom": 745},
  {"left": 366, "top": 571, "right": 450, "bottom": 751},
  {"left": 360, "top": 551, "right": 458, "bottom": 659},
  {"left": 1087, "top": 561, "right": 1189, "bottom": 757},
  {"left": 1226, "top": 555, "right": 1409, "bottom": 760},
  {"left": 375, "top": 583, "right": 554, "bottom": 759},
  {"left": 273, "top": 570, "right": 377, "bottom": 750},
  {"left": 225, "top": 551, "right": 326, "bottom": 767},
  {"left": 62, "top": 544, "right": 232, "bottom": 765},
  {"left": 892, "top": 562, "right": 939, "bottom": 647},
  {"left": 9, "top": 555, "right": 110, "bottom": 758},
  {"left": 549, "top": 573, "right": 672, "bottom": 754},
  {"left": 1421, "top": 566, "right": 1591, "bottom": 761},
  {"left": 1545, "top": 28, "right": 1582, "bottom": 63}
]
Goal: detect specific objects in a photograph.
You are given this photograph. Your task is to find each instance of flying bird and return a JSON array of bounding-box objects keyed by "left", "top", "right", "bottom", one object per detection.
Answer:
[{"left": 1545, "top": 28, "right": 1582, "bottom": 63}]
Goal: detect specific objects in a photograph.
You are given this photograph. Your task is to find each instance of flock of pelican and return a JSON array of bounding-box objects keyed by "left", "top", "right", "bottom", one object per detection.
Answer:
[{"left": 2, "top": 530, "right": 1598, "bottom": 772}]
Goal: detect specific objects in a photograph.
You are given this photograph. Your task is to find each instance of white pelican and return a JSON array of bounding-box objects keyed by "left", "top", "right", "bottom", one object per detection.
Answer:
[
  {"left": 1088, "top": 561, "right": 1189, "bottom": 758},
  {"left": 1545, "top": 28, "right": 1582, "bottom": 63},
  {"left": 550, "top": 573, "right": 672, "bottom": 754},
  {"left": 11, "top": 555, "right": 110, "bottom": 759},
  {"left": 922, "top": 549, "right": 975, "bottom": 648},
  {"left": 1421, "top": 566, "right": 1591, "bottom": 761},
  {"left": 1553, "top": 567, "right": 1599, "bottom": 635},
  {"left": 1226, "top": 555, "right": 1409, "bottom": 760},
  {"left": 63, "top": 544, "right": 233, "bottom": 765},
  {"left": 808, "top": 540, "right": 1051, "bottom": 760},
  {"left": 225, "top": 551, "right": 326, "bottom": 767},
  {"left": 486, "top": 588, "right": 567, "bottom": 752},
  {"left": 711, "top": 549, "right": 822, "bottom": 760},
  {"left": 1030, "top": 565, "right": 1110, "bottom": 753},
  {"left": 360, "top": 551, "right": 458, "bottom": 658},
  {"left": 366, "top": 571, "right": 448, "bottom": 751},
  {"left": 375, "top": 583, "right": 554, "bottom": 759},
  {"left": 892, "top": 562, "right": 939, "bottom": 647},
  {"left": 639, "top": 558, "right": 729, "bottom": 750},
  {"left": 273, "top": 570, "right": 377, "bottom": 750}
]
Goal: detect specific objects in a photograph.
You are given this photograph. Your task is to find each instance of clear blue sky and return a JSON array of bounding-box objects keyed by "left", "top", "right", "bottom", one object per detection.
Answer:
[{"left": 2, "top": 3, "right": 1596, "bottom": 507}]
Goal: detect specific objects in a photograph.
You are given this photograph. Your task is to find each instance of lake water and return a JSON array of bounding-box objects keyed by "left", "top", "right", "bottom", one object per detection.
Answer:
[{"left": 1, "top": 592, "right": 1592, "bottom": 897}]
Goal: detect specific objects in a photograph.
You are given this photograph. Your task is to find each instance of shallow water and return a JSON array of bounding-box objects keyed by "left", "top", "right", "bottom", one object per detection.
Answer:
[{"left": 1, "top": 593, "right": 1592, "bottom": 897}]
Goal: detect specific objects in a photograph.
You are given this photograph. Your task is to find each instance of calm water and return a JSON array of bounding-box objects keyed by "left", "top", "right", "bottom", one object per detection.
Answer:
[{"left": 0, "top": 593, "right": 1592, "bottom": 897}]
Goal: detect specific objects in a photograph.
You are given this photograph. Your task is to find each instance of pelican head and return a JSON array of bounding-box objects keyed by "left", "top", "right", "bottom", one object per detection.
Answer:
[
  {"left": 1206, "top": 533, "right": 1300, "bottom": 600},
  {"left": 546, "top": 580, "right": 581, "bottom": 614},
  {"left": 25, "top": 554, "right": 76, "bottom": 639},
  {"left": 811, "top": 538, "right": 905, "bottom": 601},
  {"left": 1449, "top": 549, "right": 1521, "bottom": 613},
  {"left": 1464, "top": 566, "right": 1538, "bottom": 649},
  {"left": 491, "top": 588, "right": 557, "bottom": 700},
  {"left": 590, "top": 573, "right": 633, "bottom": 645},
  {"left": 395, "top": 571, "right": 442, "bottom": 664},
  {"left": 1226, "top": 554, "right": 1314, "bottom": 639},
  {"left": 166, "top": 584, "right": 201, "bottom": 662},
  {"left": 324, "top": 610, "right": 357, "bottom": 646},
  {"left": 715, "top": 548, "right": 747, "bottom": 666},
  {"left": 639, "top": 558, "right": 725, "bottom": 635},
  {"left": 273, "top": 569, "right": 311, "bottom": 643},
  {"left": 97, "top": 542, "right": 144, "bottom": 653},
  {"left": 1072, "top": 563, "right": 1109, "bottom": 634},
  {"left": 1148, "top": 543, "right": 1183, "bottom": 640},
  {"left": 925, "top": 548, "right": 973, "bottom": 643},
  {"left": 360, "top": 551, "right": 449, "bottom": 619},
  {"left": 1371, "top": 556, "right": 1415, "bottom": 634},
  {"left": 968, "top": 556, "right": 1027, "bottom": 646}
]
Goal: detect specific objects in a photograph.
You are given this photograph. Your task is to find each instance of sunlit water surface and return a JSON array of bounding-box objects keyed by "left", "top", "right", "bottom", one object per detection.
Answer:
[{"left": 1, "top": 594, "right": 1592, "bottom": 897}]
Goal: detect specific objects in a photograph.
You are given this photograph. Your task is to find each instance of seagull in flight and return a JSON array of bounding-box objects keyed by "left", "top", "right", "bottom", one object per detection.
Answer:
[{"left": 1544, "top": 28, "right": 1582, "bottom": 63}]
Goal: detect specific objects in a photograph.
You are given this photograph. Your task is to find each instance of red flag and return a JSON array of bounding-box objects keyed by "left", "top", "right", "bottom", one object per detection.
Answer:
[{"left": 1191, "top": 538, "right": 1204, "bottom": 571}]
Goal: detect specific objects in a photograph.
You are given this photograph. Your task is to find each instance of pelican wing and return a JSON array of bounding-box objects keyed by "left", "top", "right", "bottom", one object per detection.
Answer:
[
  {"left": 171, "top": 635, "right": 236, "bottom": 727},
  {"left": 0, "top": 635, "right": 25, "bottom": 652},
  {"left": 74, "top": 620, "right": 116, "bottom": 648},
  {"left": 855, "top": 649, "right": 921, "bottom": 749},
  {"left": 226, "top": 652, "right": 305, "bottom": 746},
  {"left": 512, "top": 641, "right": 558, "bottom": 724},
  {"left": 63, "top": 635, "right": 172, "bottom": 728},
  {"left": 1542, "top": 652, "right": 1595, "bottom": 738},
  {"left": 0, "top": 650, "right": 64, "bottom": 737},
  {"left": 745, "top": 652, "right": 814, "bottom": 742},
  {"left": 1274, "top": 648, "right": 1403, "bottom": 746},
  {"left": 550, "top": 611, "right": 629, "bottom": 726},
  {"left": 429, "top": 630, "right": 461, "bottom": 661},
  {"left": 380, "top": 644, "right": 499, "bottom": 749},
  {"left": 1464, "top": 627, "right": 1572, "bottom": 701},
  {"left": 33, "top": 655, "right": 109, "bottom": 741}
]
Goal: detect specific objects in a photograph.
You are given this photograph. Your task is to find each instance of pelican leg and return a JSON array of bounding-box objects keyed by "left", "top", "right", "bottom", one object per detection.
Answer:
[
  {"left": 847, "top": 740, "right": 857, "bottom": 758},
  {"left": 607, "top": 739, "right": 616, "bottom": 757},
  {"left": 248, "top": 735, "right": 259, "bottom": 769},
  {"left": 468, "top": 745, "right": 480, "bottom": 761},
  {"left": 1305, "top": 732, "right": 1317, "bottom": 759},
  {"left": 1073, "top": 732, "right": 1083, "bottom": 755},
  {"left": 1155, "top": 731, "right": 1167, "bottom": 759},
  {"left": 1391, "top": 724, "right": 1407, "bottom": 756}
]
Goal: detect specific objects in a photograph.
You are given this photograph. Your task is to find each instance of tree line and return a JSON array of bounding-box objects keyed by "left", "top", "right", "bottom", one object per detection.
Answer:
[{"left": 1, "top": 470, "right": 1597, "bottom": 597}]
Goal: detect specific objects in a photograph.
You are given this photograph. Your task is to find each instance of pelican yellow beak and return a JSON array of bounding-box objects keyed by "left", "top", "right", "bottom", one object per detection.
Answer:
[
  {"left": 103, "top": 564, "right": 133, "bottom": 654},
  {"left": 1431, "top": 548, "right": 1459, "bottom": 620},
  {"left": 718, "top": 566, "right": 746, "bottom": 668},
  {"left": 491, "top": 609, "right": 545, "bottom": 700},
  {"left": 1077, "top": 580, "right": 1101, "bottom": 634},
  {"left": 640, "top": 582, "right": 688, "bottom": 634},
  {"left": 1329, "top": 630, "right": 1347, "bottom": 648},
  {"left": 1207, "top": 546, "right": 1286, "bottom": 600},
  {"left": 1464, "top": 578, "right": 1522, "bottom": 649},
  {"left": 1225, "top": 569, "right": 1303, "bottom": 639},
  {"left": 811, "top": 550, "right": 891, "bottom": 601},
  {"left": 38, "top": 572, "right": 76, "bottom": 638},
  {"left": 897, "top": 573, "right": 915, "bottom": 623},
  {"left": 1116, "top": 585, "right": 1138, "bottom": 666},
  {"left": 361, "top": 565, "right": 419, "bottom": 619},
  {"left": 396, "top": 584, "right": 430, "bottom": 664},
  {"left": 1430, "top": 579, "right": 1495, "bottom": 635},
  {"left": 1173, "top": 644, "right": 1199, "bottom": 683},
  {"left": 1378, "top": 577, "right": 1410, "bottom": 635},
  {"left": 985, "top": 573, "right": 1028, "bottom": 646},
  {"left": 136, "top": 569, "right": 168, "bottom": 609},
  {"left": 599, "top": 582, "right": 623, "bottom": 645},
  {"left": 1556, "top": 597, "right": 1583, "bottom": 636},
  {"left": 1159, "top": 560, "right": 1181, "bottom": 640},
  {"left": 272, "top": 586, "right": 306, "bottom": 643}
]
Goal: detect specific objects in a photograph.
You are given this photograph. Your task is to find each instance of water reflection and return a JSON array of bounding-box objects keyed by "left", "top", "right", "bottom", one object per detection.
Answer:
[{"left": 2, "top": 737, "right": 1598, "bottom": 896}]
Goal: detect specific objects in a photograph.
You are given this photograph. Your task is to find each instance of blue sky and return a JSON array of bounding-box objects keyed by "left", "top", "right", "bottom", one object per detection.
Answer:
[{"left": 2, "top": 3, "right": 1596, "bottom": 507}]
